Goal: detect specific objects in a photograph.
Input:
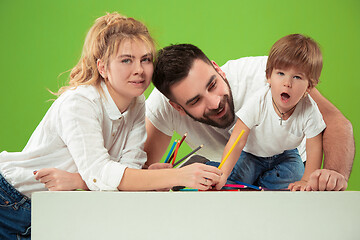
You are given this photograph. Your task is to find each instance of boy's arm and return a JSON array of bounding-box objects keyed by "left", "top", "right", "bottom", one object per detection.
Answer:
[
  {"left": 303, "top": 134, "right": 323, "bottom": 181},
  {"left": 309, "top": 88, "right": 354, "bottom": 190},
  {"left": 215, "top": 118, "right": 249, "bottom": 190},
  {"left": 289, "top": 134, "right": 323, "bottom": 191}
]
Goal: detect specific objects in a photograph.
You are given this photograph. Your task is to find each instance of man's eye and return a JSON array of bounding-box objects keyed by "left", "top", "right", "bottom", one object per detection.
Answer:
[
  {"left": 191, "top": 98, "right": 200, "bottom": 105},
  {"left": 209, "top": 81, "right": 216, "bottom": 90}
]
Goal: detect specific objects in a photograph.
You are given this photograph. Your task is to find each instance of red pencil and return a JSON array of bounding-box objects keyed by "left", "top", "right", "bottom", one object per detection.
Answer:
[{"left": 178, "top": 132, "right": 187, "bottom": 147}]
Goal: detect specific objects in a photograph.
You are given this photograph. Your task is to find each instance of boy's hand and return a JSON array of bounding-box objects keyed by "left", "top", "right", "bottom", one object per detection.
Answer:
[
  {"left": 215, "top": 174, "right": 228, "bottom": 190},
  {"left": 288, "top": 180, "right": 308, "bottom": 191},
  {"left": 34, "top": 168, "right": 88, "bottom": 191}
]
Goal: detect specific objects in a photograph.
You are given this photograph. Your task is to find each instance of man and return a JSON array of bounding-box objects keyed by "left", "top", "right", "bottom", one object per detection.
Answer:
[{"left": 145, "top": 44, "right": 354, "bottom": 191}]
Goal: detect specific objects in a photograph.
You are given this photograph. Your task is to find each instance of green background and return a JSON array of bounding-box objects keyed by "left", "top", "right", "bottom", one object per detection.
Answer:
[{"left": 1, "top": 0, "right": 359, "bottom": 190}]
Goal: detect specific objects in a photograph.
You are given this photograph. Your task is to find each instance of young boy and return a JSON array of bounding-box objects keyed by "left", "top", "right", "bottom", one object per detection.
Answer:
[{"left": 216, "top": 34, "right": 326, "bottom": 190}]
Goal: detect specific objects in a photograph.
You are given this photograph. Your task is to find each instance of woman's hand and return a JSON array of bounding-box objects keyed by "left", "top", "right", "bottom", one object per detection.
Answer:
[
  {"left": 34, "top": 168, "right": 88, "bottom": 191},
  {"left": 179, "top": 163, "right": 222, "bottom": 191}
]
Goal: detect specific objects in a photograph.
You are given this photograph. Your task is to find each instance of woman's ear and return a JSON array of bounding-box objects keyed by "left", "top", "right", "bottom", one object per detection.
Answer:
[{"left": 97, "top": 59, "right": 107, "bottom": 79}]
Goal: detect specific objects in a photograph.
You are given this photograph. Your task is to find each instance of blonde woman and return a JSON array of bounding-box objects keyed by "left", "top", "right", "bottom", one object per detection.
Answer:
[{"left": 0, "top": 13, "right": 221, "bottom": 239}]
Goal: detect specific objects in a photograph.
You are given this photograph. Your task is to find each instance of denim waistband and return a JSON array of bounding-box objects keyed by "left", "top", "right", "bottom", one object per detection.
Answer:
[{"left": 0, "top": 173, "right": 31, "bottom": 209}]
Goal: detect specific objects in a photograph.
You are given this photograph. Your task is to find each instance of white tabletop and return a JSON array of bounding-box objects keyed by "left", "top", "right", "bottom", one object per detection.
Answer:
[{"left": 32, "top": 191, "right": 360, "bottom": 240}]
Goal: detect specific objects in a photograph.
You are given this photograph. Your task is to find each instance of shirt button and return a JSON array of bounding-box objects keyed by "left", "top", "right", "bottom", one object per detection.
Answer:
[
  {"left": 93, "top": 179, "right": 97, "bottom": 183},
  {"left": 112, "top": 132, "right": 116, "bottom": 137}
]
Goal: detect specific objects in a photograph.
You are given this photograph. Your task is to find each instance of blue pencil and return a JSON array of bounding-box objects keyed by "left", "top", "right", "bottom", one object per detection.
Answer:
[
  {"left": 234, "top": 180, "right": 262, "bottom": 190},
  {"left": 164, "top": 140, "right": 177, "bottom": 163}
]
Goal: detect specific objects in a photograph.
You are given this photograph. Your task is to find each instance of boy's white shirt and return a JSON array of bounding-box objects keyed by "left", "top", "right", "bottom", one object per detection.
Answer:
[
  {"left": 235, "top": 84, "right": 326, "bottom": 157},
  {"left": 0, "top": 82, "right": 147, "bottom": 197}
]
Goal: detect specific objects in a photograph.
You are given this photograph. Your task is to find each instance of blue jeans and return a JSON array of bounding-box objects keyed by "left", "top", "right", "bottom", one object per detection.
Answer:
[
  {"left": 0, "top": 174, "right": 31, "bottom": 240},
  {"left": 207, "top": 149, "right": 304, "bottom": 189}
]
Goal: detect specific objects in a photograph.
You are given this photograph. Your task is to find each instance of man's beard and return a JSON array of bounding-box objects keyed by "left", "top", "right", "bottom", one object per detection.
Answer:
[{"left": 182, "top": 91, "right": 235, "bottom": 129}]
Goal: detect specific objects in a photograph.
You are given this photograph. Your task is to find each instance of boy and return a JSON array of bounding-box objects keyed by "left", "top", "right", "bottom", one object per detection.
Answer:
[{"left": 216, "top": 34, "right": 326, "bottom": 190}]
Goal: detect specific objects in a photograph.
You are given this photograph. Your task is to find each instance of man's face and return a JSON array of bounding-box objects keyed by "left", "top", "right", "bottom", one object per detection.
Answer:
[{"left": 169, "top": 59, "right": 235, "bottom": 128}]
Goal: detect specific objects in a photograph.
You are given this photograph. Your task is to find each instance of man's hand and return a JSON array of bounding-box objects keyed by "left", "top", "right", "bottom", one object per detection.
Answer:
[{"left": 305, "top": 169, "right": 348, "bottom": 191}]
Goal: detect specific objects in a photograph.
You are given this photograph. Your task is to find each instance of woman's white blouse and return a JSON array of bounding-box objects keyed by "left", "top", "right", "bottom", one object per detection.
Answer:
[{"left": 0, "top": 82, "right": 147, "bottom": 197}]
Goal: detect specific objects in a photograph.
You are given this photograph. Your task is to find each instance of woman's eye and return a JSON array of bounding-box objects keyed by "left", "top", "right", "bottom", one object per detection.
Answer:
[
  {"left": 141, "top": 57, "right": 152, "bottom": 63},
  {"left": 122, "top": 59, "right": 131, "bottom": 64}
]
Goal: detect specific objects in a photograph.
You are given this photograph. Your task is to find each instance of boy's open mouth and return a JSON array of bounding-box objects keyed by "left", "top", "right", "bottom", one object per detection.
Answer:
[{"left": 281, "top": 92, "right": 290, "bottom": 102}]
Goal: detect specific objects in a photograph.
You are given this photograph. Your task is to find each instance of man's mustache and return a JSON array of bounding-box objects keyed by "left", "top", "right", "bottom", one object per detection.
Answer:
[{"left": 204, "top": 96, "right": 228, "bottom": 117}]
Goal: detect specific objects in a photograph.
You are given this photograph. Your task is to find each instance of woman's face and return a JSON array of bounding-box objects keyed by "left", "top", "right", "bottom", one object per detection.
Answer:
[{"left": 101, "top": 39, "right": 153, "bottom": 112}]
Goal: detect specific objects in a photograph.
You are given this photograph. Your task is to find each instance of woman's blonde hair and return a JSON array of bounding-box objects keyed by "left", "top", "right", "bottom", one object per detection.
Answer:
[
  {"left": 56, "top": 12, "right": 156, "bottom": 95},
  {"left": 265, "top": 34, "right": 323, "bottom": 88}
]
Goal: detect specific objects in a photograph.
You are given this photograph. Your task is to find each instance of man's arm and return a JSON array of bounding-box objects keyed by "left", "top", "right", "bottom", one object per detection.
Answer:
[
  {"left": 309, "top": 88, "right": 355, "bottom": 190},
  {"left": 144, "top": 117, "right": 172, "bottom": 167}
]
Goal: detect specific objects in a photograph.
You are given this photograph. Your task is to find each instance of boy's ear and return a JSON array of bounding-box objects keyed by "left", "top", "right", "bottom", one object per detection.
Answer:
[
  {"left": 169, "top": 100, "right": 187, "bottom": 116},
  {"left": 211, "top": 60, "right": 226, "bottom": 79},
  {"left": 97, "top": 59, "right": 107, "bottom": 79}
]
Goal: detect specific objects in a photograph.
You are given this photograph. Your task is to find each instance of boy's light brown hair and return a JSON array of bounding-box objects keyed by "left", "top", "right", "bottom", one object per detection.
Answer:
[{"left": 265, "top": 34, "right": 323, "bottom": 88}]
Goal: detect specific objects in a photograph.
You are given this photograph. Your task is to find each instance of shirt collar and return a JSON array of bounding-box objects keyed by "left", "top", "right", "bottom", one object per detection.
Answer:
[{"left": 100, "top": 81, "right": 123, "bottom": 120}]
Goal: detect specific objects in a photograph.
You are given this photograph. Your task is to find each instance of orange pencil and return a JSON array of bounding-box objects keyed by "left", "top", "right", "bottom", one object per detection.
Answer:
[{"left": 171, "top": 141, "right": 181, "bottom": 165}]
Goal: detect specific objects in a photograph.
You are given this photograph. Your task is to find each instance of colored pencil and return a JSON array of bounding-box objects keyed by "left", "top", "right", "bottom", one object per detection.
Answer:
[
  {"left": 234, "top": 180, "right": 261, "bottom": 191},
  {"left": 168, "top": 133, "right": 187, "bottom": 162},
  {"left": 172, "top": 144, "right": 204, "bottom": 168},
  {"left": 164, "top": 140, "right": 177, "bottom": 163},
  {"left": 179, "top": 187, "right": 198, "bottom": 191},
  {"left": 223, "top": 184, "right": 247, "bottom": 188},
  {"left": 171, "top": 141, "right": 181, "bottom": 165},
  {"left": 218, "top": 129, "right": 245, "bottom": 169},
  {"left": 178, "top": 132, "right": 188, "bottom": 147}
]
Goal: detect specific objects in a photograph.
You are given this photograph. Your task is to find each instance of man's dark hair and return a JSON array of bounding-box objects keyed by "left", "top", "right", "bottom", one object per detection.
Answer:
[{"left": 152, "top": 44, "right": 212, "bottom": 100}]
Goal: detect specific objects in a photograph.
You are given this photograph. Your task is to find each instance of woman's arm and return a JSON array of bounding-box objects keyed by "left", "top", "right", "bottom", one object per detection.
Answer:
[
  {"left": 35, "top": 162, "right": 223, "bottom": 191},
  {"left": 118, "top": 163, "right": 222, "bottom": 191}
]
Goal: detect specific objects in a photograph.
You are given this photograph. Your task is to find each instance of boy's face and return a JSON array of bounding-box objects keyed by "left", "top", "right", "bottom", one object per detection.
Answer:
[
  {"left": 268, "top": 67, "right": 311, "bottom": 113},
  {"left": 168, "top": 59, "right": 235, "bottom": 128}
]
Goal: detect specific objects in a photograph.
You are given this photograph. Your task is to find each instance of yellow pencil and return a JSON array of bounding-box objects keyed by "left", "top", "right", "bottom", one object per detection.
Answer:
[{"left": 218, "top": 129, "right": 245, "bottom": 169}]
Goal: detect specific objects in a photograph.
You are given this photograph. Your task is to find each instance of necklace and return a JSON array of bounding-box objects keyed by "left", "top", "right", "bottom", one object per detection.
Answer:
[{"left": 272, "top": 97, "right": 297, "bottom": 125}]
